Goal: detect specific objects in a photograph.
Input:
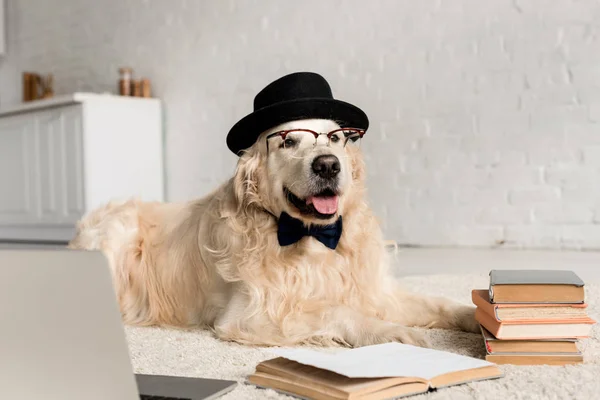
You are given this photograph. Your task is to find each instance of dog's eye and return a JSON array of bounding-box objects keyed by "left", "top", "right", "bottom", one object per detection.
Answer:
[
  {"left": 330, "top": 134, "right": 341, "bottom": 143},
  {"left": 283, "top": 138, "right": 296, "bottom": 148}
]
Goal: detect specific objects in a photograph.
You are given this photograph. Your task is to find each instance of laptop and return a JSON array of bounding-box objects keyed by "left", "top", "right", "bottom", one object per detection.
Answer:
[{"left": 0, "top": 248, "right": 237, "bottom": 400}]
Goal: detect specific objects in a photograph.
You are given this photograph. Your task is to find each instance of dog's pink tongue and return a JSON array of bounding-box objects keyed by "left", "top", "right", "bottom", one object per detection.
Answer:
[{"left": 307, "top": 195, "right": 339, "bottom": 214}]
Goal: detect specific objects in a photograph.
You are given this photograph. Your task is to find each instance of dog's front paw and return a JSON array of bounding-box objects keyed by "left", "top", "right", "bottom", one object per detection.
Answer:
[
  {"left": 348, "top": 324, "right": 431, "bottom": 348},
  {"left": 454, "top": 305, "right": 479, "bottom": 333},
  {"left": 392, "top": 326, "right": 431, "bottom": 348}
]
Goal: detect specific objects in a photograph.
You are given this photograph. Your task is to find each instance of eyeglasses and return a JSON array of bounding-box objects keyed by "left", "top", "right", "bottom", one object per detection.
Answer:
[{"left": 266, "top": 128, "right": 365, "bottom": 152}]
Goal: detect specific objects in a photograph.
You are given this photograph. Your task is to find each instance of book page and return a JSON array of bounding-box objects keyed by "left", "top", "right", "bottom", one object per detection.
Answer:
[{"left": 270, "top": 342, "right": 494, "bottom": 380}]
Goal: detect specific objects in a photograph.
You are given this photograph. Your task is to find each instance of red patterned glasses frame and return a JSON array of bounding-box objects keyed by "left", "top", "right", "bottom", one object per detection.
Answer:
[{"left": 266, "top": 128, "right": 365, "bottom": 152}]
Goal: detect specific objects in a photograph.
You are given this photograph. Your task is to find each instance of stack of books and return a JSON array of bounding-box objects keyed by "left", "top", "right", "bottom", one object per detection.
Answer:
[{"left": 472, "top": 269, "right": 596, "bottom": 365}]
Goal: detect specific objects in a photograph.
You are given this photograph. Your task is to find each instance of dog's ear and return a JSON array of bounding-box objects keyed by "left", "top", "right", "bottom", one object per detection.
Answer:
[{"left": 232, "top": 146, "right": 263, "bottom": 209}]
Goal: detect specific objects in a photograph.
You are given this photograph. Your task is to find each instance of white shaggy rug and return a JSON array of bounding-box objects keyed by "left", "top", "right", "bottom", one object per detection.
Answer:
[{"left": 125, "top": 272, "right": 600, "bottom": 399}]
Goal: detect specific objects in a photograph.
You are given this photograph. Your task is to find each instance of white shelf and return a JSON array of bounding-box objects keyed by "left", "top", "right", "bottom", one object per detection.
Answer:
[{"left": 0, "top": 92, "right": 160, "bottom": 117}]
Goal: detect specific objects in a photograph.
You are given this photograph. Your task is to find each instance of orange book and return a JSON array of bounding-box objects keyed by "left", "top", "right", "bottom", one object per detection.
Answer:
[
  {"left": 480, "top": 327, "right": 583, "bottom": 365},
  {"left": 488, "top": 270, "right": 584, "bottom": 303},
  {"left": 474, "top": 307, "right": 595, "bottom": 340},
  {"left": 480, "top": 326, "right": 580, "bottom": 354},
  {"left": 484, "top": 353, "right": 583, "bottom": 366},
  {"left": 471, "top": 289, "right": 589, "bottom": 322}
]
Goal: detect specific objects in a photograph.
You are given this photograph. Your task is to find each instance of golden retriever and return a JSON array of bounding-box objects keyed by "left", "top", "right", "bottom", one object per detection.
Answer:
[{"left": 69, "top": 118, "right": 478, "bottom": 348}]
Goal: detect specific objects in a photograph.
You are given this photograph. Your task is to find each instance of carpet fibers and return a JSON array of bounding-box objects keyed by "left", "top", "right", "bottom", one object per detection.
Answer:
[{"left": 125, "top": 272, "right": 600, "bottom": 399}]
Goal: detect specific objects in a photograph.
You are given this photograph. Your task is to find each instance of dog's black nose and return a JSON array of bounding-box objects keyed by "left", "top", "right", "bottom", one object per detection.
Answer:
[{"left": 312, "top": 155, "right": 341, "bottom": 179}]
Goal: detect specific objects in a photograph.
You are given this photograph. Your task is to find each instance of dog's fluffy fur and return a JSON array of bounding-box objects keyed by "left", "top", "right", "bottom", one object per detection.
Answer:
[{"left": 69, "top": 119, "right": 478, "bottom": 348}]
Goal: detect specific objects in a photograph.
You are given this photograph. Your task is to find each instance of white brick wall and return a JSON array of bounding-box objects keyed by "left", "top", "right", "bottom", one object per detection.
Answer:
[{"left": 1, "top": 0, "right": 599, "bottom": 250}]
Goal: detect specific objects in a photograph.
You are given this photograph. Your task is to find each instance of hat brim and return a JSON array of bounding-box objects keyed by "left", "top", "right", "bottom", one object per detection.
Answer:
[{"left": 226, "top": 98, "right": 369, "bottom": 155}]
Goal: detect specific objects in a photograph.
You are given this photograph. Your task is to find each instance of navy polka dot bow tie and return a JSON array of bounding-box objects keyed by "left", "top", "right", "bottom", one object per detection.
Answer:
[{"left": 277, "top": 212, "right": 343, "bottom": 250}]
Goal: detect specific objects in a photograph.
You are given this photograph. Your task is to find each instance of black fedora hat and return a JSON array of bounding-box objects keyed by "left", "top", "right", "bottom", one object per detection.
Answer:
[{"left": 226, "top": 72, "right": 369, "bottom": 155}]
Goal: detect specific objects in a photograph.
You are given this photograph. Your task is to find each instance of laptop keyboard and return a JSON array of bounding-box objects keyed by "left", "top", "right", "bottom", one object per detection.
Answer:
[{"left": 139, "top": 396, "right": 191, "bottom": 400}]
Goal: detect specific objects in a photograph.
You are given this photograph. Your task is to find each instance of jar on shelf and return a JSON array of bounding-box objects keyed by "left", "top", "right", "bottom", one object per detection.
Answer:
[
  {"left": 140, "top": 79, "right": 152, "bottom": 98},
  {"left": 132, "top": 80, "right": 142, "bottom": 97},
  {"left": 118, "top": 67, "right": 133, "bottom": 96}
]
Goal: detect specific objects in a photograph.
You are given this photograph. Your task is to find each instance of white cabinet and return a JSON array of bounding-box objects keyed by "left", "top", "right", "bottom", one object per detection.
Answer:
[
  {"left": 0, "top": 93, "right": 164, "bottom": 242},
  {"left": 35, "top": 106, "right": 85, "bottom": 225},
  {"left": 0, "top": 113, "right": 38, "bottom": 225},
  {"left": 0, "top": 106, "right": 85, "bottom": 227}
]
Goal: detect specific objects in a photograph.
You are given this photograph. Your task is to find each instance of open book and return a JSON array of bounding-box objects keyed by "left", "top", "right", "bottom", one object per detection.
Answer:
[{"left": 247, "top": 343, "right": 503, "bottom": 399}]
